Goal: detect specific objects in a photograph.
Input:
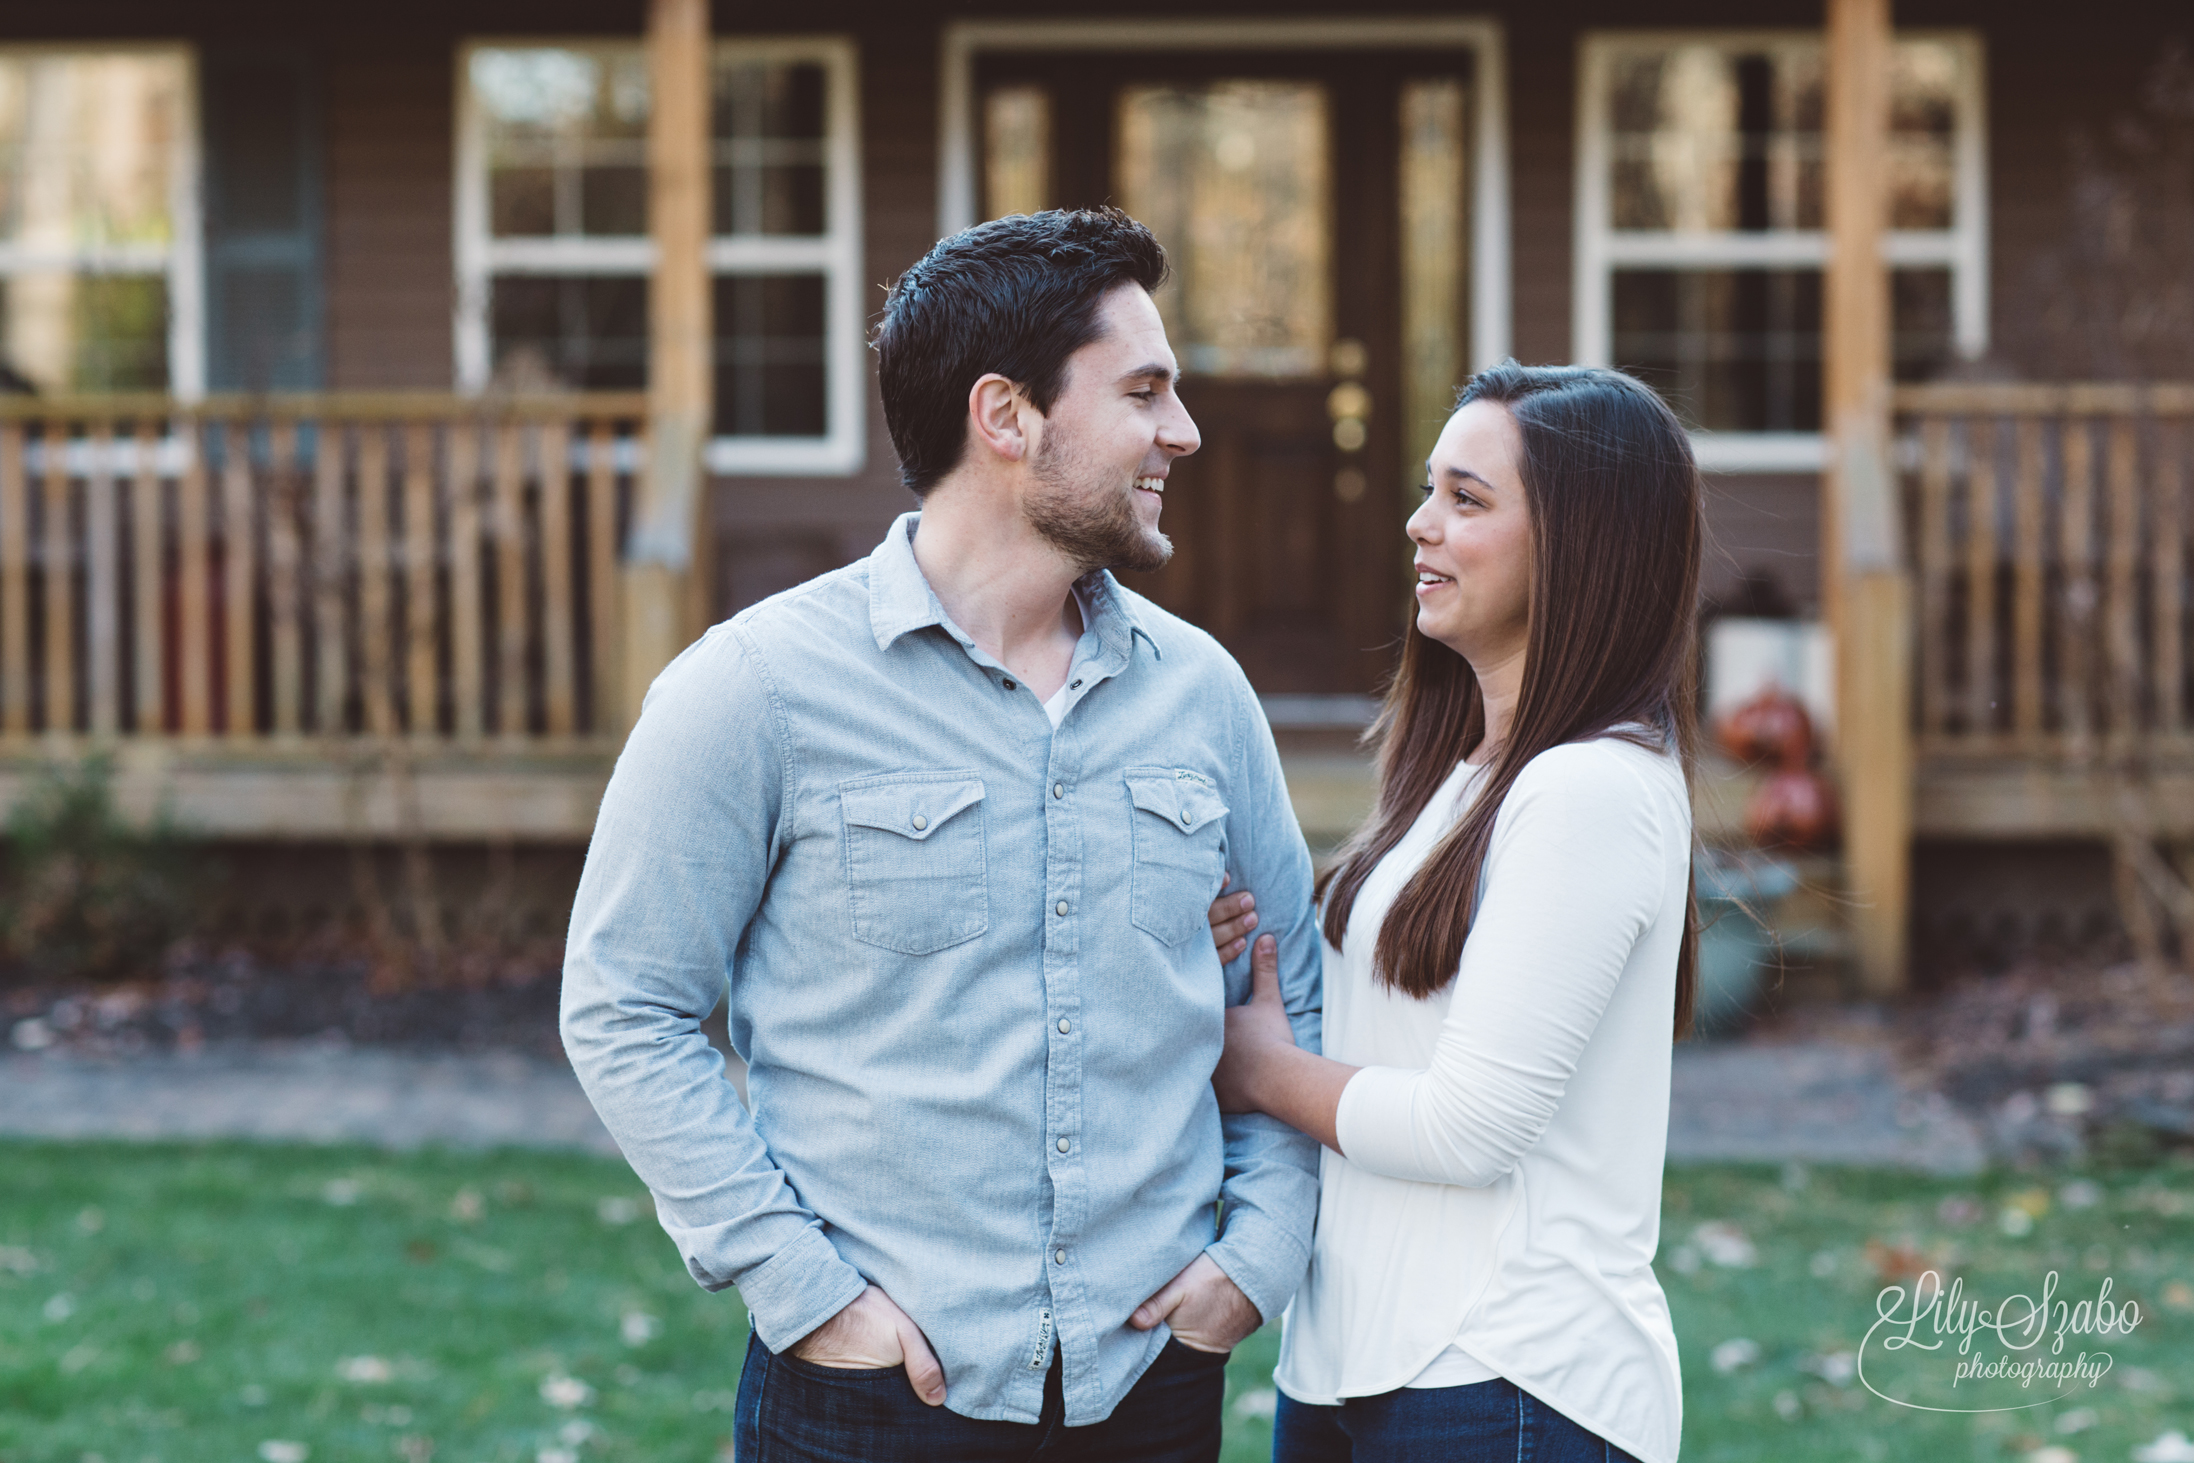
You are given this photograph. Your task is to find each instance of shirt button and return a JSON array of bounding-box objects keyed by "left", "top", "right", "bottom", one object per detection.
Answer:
[
  {"left": 1070, "top": 679, "right": 1082, "bottom": 689},
  {"left": 1056, "top": 901, "right": 1069, "bottom": 917},
  {"left": 1179, "top": 809, "right": 1193, "bottom": 826},
  {"left": 1052, "top": 782, "right": 1064, "bottom": 799},
  {"left": 911, "top": 814, "right": 928, "bottom": 830},
  {"left": 1054, "top": 1249, "right": 1067, "bottom": 1265},
  {"left": 1057, "top": 1018, "right": 1070, "bottom": 1034},
  {"left": 1003, "top": 678, "right": 1017, "bottom": 690},
  {"left": 1056, "top": 1136, "right": 1070, "bottom": 1153}
]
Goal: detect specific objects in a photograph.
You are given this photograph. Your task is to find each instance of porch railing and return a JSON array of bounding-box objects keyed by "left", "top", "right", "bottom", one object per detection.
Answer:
[
  {"left": 0, "top": 393, "right": 647, "bottom": 750},
  {"left": 1899, "top": 382, "right": 2194, "bottom": 764}
]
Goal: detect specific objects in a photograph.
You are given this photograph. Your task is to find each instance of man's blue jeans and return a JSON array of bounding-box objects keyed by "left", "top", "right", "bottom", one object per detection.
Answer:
[
  {"left": 733, "top": 1330, "right": 1227, "bottom": 1462},
  {"left": 1274, "top": 1377, "right": 1643, "bottom": 1463}
]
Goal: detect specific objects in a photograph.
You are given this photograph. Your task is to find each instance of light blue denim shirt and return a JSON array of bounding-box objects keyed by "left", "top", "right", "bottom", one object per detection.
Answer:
[{"left": 561, "top": 513, "right": 1322, "bottom": 1426}]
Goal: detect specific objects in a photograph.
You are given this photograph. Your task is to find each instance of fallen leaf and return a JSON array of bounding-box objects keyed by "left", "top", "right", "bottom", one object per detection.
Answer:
[
  {"left": 336, "top": 1355, "right": 395, "bottom": 1383},
  {"left": 1711, "top": 1338, "right": 1760, "bottom": 1374},
  {"left": 540, "top": 1374, "right": 595, "bottom": 1409}
]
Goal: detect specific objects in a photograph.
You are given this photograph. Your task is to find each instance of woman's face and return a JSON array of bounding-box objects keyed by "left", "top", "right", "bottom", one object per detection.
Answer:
[{"left": 1406, "top": 399, "right": 1535, "bottom": 667}]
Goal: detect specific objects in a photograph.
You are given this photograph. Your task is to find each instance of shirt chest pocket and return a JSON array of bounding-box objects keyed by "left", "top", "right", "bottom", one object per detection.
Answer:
[
  {"left": 1125, "top": 768, "right": 1230, "bottom": 946},
  {"left": 839, "top": 774, "right": 989, "bottom": 955}
]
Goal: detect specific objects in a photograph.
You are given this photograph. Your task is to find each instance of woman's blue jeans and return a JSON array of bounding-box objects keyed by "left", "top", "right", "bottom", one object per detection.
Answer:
[{"left": 1274, "top": 1377, "right": 1643, "bottom": 1463}]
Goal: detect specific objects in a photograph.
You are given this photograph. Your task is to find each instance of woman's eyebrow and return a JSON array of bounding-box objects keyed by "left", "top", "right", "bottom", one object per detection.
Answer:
[{"left": 1438, "top": 464, "right": 1499, "bottom": 493}]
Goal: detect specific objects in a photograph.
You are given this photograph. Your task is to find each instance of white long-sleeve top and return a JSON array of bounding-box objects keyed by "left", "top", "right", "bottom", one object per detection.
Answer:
[{"left": 1274, "top": 736, "right": 1688, "bottom": 1463}]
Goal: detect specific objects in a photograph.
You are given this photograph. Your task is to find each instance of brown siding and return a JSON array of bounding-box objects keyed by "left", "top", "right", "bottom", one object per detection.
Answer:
[
  {"left": 1701, "top": 473, "right": 1821, "bottom": 617},
  {"left": 326, "top": 46, "right": 456, "bottom": 389}
]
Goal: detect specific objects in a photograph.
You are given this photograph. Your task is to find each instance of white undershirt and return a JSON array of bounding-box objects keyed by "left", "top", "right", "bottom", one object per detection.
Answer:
[
  {"left": 1275, "top": 736, "right": 1690, "bottom": 1463},
  {"left": 1041, "top": 585, "right": 1096, "bottom": 729}
]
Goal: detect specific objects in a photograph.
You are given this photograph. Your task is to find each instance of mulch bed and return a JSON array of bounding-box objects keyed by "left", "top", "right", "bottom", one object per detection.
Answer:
[{"left": 2, "top": 941, "right": 570, "bottom": 1060}]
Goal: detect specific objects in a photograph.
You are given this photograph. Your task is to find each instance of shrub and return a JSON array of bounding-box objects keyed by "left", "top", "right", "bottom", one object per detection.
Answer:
[{"left": 0, "top": 756, "right": 199, "bottom": 986}]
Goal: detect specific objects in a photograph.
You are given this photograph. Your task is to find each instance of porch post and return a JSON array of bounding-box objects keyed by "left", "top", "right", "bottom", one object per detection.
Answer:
[
  {"left": 626, "top": 0, "right": 713, "bottom": 728},
  {"left": 1824, "top": 0, "right": 1914, "bottom": 993}
]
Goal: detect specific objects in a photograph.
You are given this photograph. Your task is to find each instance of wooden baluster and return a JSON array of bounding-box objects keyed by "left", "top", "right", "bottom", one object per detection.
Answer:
[
  {"left": 0, "top": 424, "right": 26, "bottom": 736},
  {"left": 404, "top": 423, "right": 439, "bottom": 737},
  {"left": 267, "top": 421, "right": 303, "bottom": 736},
  {"left": 585, "top": 420, "right": 619, "bottom": 737},
  {"left": 312, "top": 421, "right": 349, "bottom": 735},
  {"left": 44, "top": 427, "right": 75, "bottom": 735},
  {"left": 2156, "top": 419, "right": 2189, "bottom": 738},
  {"left": 178, "top": 420, "right": 211, "bottom": 735},
  {"left": 539, "top": 419, "right": 576, "bottom": 736},
  {"left": 2011, "top": 416, "right": 2047, "bottom": 751},
  {"left": 131, "top": 421, "right": 163, "bottom": 732},
  {"left": 2060, "top": 418, "right": 2096, "bottom": 747},
  {"left": 222, "top": 422, "right": 256, "bottom": 738},
  {"left": 493, "top": 418, "right": 527, "bottom": 737},
  {"left": 2106, "top": 416, "right": 2143, "bottom": 749},
  {"left": 1963, "top": 415, "right": 1998, "bottom": 741},
  {"left": 86, "top": 423, "right": 119, "bottom": 737},
  {"left": 357, "top": 424, "right": 395, "bottom": 739},
  {"left": 447, "top": 419, "right": 484, "bottom": 742},
  {"left": 1916, "top": 415, "right": 1953, "bottom": 738}
]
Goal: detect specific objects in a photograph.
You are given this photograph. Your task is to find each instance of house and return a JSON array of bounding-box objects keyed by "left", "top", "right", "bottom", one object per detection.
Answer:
[{"left": 1, "top": 0, "right": 2188, "bottom": 988}]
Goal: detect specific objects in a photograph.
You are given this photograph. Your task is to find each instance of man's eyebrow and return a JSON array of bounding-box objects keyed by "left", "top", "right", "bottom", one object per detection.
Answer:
[{"left": 1121, "top": 361, "right": 1176, "bottom": 386}]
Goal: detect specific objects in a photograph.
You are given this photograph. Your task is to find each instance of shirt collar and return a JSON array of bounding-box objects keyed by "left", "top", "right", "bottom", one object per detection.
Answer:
[{"left": 867, "top": 512, "right": 1164, "bottom": 661}]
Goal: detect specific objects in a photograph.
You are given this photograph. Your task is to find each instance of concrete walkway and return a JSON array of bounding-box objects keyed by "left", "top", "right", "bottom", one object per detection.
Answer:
[{"left": 0, "top": 1037, "right": 1985, "bottom": 1173}]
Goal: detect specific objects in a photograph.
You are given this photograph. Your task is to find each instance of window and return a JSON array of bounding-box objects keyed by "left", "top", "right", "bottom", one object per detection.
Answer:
[
  {"left": 1575, "top": 32, "right": 1985, "bottom": 471},
  {"left": 0, "top": 48, "right": 201, "bottom": 398},
  {"left": 456, "top": 37, "right": 862, "bottom": 474}
]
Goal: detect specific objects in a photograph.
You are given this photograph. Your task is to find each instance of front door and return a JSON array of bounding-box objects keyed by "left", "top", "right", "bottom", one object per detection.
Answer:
[{"left": 977, "top": 49, "right": 1477, "bottom": 694}]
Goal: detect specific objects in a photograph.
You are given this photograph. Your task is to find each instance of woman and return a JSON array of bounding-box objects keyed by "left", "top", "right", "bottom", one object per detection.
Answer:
[{"left": 1208, "top": 362, "right": 1699, "bottom": 1463}]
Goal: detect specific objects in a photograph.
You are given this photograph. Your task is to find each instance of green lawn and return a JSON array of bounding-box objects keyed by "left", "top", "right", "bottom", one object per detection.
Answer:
[{"left": 1, "top": 1142, "right": 2188, "bottom": 1463}]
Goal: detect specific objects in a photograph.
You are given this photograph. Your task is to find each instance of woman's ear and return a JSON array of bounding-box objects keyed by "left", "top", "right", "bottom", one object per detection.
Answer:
[{"left": 967, "top": 374, "right": 1032, "bottom": 463}]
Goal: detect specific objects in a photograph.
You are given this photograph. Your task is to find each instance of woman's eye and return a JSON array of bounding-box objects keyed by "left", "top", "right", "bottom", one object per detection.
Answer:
[{"left": 1418, "top": 481, "right": 1436, "bottom": 497}]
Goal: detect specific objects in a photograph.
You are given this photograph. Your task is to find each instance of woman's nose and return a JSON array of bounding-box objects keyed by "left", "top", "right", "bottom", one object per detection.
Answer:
[{"left": 1405, "top": 499, "right": 1436, "bottom": 543}]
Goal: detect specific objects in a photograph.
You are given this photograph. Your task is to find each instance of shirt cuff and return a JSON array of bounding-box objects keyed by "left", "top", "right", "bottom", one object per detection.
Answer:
[
  {"left": 1204, "top": 1211, "right": 1312, "bottom": 1328},
  {"left": 1334, "top": 1064, "right": 1424, "bottom": 1179},
  {"left": 733, "top": 1225, "right": 870, "bottom": 1353}
]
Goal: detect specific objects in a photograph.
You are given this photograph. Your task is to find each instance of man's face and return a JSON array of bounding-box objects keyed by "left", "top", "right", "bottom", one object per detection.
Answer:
[{"left": 1023, "top": 284, "right": 1201, "bottom": 575}]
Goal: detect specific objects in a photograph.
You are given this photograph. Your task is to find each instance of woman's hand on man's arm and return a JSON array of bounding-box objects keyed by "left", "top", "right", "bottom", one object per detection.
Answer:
[
  {"left": 1207, "top": 877, "right": 1259, "bottom": 963},
  {"left": 1213, "top": 935, "right": 1357, "bottom": 1155}
]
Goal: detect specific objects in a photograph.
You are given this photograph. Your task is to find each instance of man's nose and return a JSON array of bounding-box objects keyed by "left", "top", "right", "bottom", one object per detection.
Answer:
[{"left": 1159, "top": 396, "right": 1201, "bottom": 458}]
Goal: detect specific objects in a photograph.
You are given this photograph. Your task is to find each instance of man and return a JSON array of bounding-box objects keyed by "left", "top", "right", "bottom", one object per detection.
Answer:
[{"left": 562, "top": 207, "right": 1321, "bottom": 1461}]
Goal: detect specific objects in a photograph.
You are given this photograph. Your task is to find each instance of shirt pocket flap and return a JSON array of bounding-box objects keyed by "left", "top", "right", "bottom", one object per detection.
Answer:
[
  {"left": 840, "top": 777, "right": 987, "bottom": 841},
  {"left": 1124, "top": 769, "right": 1228, "bottom": 835}
]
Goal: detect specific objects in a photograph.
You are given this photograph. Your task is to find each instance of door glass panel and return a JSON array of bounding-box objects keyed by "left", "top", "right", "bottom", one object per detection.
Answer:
[
  {"left": 983, "top": 85, "right": 1050, "bottom": 219},
  {"left": 1116, "top": 81, "right": 1331, "bottom": 379},
  {"left": 1400, "top": 78, "right": 1469, "bottom": 481}
]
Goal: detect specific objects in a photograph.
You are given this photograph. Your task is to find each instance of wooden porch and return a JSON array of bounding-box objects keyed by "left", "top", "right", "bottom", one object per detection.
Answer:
[
  {"left": 0, "top": 392, "right": 645, "bottom": 838},
  {"left": 1898, "top": 382, "right": 2194, "bottom": 838}
]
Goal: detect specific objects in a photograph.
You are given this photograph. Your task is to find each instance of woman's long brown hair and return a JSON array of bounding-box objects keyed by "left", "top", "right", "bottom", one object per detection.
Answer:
[{"left": 1317, "top": 362, "right": 1704, "bottom": 1038}]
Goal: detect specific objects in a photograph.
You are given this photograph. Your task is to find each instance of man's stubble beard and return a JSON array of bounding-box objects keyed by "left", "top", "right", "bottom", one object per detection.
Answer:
[{"left": 1023, "top": 417, "right": 1173, "bottom": 576}]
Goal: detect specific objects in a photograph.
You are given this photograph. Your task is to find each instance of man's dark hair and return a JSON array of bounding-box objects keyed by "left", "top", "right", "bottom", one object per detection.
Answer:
[{"left": 873, "top": 208, "right": 1169, "bottom": 496}]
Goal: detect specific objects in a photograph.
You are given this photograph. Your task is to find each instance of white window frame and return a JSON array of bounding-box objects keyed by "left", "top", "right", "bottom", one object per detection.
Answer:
[
  {"left": 1574, "top": 29, "right": 1987, "bottom": 474},
  {"left": 936, "top": 16, "right": 1511, "bottom": 375},
  {"left": 454, "top": 34, "right": 864, "bottom": 476},
  {"left": 0, "top": 43, "right": 204, "bottom": 401}
]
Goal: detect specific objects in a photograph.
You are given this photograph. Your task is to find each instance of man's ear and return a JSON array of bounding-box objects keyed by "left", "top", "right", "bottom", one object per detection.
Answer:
[{"left": 967, "top": 373, "right": 1034, "bottom": 464}]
